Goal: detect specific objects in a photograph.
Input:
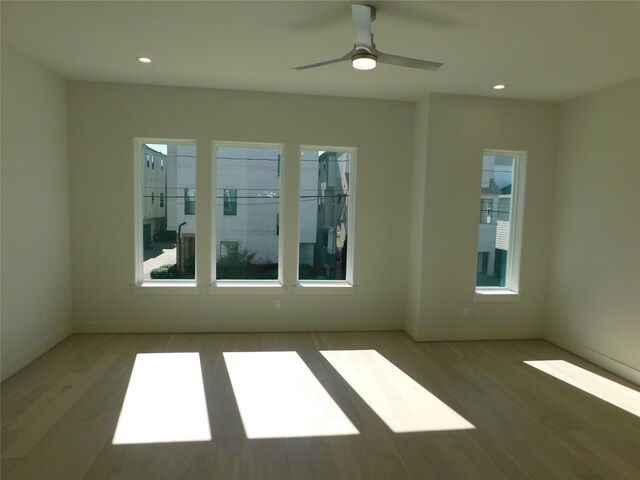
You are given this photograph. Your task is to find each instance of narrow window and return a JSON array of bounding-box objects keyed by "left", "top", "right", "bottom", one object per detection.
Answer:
[
  {"left": 223, "top": 189, "right": 237, "bottom": 216},
  {"left": 184, "top": 188, "right": 196, "bottom": 215},
  {"left": 214, "top": 143, "right": 282, "bottom": 281},
  {"left": 220, "top": 241, "right": 239, "bottom": 259},
  {"left": 476, "top": 151, "right": 524, "bottom": 291},
  {"left": 480, "top": 199, "right": 492, "bottom": 223},
  {"left": 136, "top": 141, "right": 196, "bottom": 283},
  {"left": 299, "top": 148, "right": 355, "bottom": 283}
]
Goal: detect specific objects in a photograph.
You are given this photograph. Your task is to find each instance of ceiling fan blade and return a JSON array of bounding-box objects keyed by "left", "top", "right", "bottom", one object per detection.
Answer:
[
  {"left": 375, "top": 51, "right": 443, "bottom": 71},
  {"left": 352, "top": 4, "right": 373, "bottom": 48},
  {"left": 293, "top": 51, "right": 353, "bottom": 70}
]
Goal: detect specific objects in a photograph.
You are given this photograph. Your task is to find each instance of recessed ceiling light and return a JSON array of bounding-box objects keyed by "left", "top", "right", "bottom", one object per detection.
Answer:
[
  {"left": 138, "top": 57, "right": 152, "bottom": 64},
  {"left": 493, "top": 84, "right": 506, "bottom": 90}
]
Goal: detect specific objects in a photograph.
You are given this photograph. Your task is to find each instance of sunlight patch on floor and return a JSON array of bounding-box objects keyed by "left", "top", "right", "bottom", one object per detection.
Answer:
[
  {"left": 321, "top": 349, "right": 475, "bottom": 433},
  {"left": 223, "top": 351, "right": 359, "bottom": 439},
  {"left": 112, "top": 352, "right": 212, "bottom": 444},
  {"left": 525, "top": 360, "right": 640, "bottom": 418}
]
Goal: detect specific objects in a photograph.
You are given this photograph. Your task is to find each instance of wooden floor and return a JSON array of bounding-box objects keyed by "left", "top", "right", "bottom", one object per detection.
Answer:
[{"left": 2, "top": 332, "right": 639, "bottom": 480}]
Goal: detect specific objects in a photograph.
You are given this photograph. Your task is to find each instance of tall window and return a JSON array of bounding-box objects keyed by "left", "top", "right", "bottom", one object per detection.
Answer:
[
  {"left": 136, "top": 140, "right": 196, "bottom": 283},
  {"left": 214, "top": 143, "right": 282, "bottom": 281},
  {"left": 480, "top": 199, "right": 492, "bottom": 224},
  {"left": 184, "top": 188, "right": 196, "bottom": 215},
  {"left": 476, "top": 151, "right": 524, "bottom": 290},
  {"left": 223, "top": 189, "right": 237, "bottom": 216},
  {"left": 299, "top": 148, "right": 354, "bottom": 283}
]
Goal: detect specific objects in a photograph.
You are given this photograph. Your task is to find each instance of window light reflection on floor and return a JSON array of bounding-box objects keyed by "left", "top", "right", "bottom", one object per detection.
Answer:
[
  {"left": 112, "top": 352, "right": 212, "bottom": 444},
  {"left": 525, "top": 360, "right": 640, "bottom": 418},
  {"left": 223, "top": 351, "right": 359, "bottom": 439},
  {"left": 321, "top": 350, "right": 475, "bottom": 433}
]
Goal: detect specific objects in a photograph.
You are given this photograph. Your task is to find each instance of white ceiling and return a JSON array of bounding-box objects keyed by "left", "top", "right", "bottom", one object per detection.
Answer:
[{"left": 2, "top": 1, "right": 639, "bottom": 102}]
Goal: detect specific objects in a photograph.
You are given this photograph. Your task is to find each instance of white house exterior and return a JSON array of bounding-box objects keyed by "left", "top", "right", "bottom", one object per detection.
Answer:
[
  {"left": 215, "top": 146, "right": 282, "bottom": 264},
  {"left": 300, "top": 150, "right": 320, "bottom": 266},
  {"left": 142, "top": 145, "right": 168, "bottom": 245}
]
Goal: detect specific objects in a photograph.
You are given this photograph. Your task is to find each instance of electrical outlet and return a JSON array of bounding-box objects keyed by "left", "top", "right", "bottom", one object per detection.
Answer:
[
  {"left": 274, "top": 300, "right": 281, "bottom": 310},
  {"left": 462, "top": 308, "right": 470, "bottom": 318}
]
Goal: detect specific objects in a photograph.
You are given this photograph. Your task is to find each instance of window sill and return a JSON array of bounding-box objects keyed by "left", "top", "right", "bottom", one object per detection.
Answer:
[
  {"left": 473, "top": 289, "right": 520, "bottom": 302},
  {"left": 210, "top": 281, "right": 283, "bottom": 295},
  {"left": 132, "top": 282, "right": 200, "bottom": 295},
  {"left": 294, "top": 281, "right": 356, "bottom": 295}
]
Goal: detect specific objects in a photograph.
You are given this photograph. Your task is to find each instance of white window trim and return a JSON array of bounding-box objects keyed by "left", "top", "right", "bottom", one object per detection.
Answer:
[
  {"left": 209, "top": 281, "right": 284, "bottom": 295},
  {"left": 132, "top": 283, "right": 201, "bottom": 295},
  {"left": 296, "top": 145, "right": 357, "bottom": 288},
  {"left": 475, "top": 149, "right": 526, "bottom": 299},
  {"left": 474, "top": 288, "right": 519, "bottom": 302},
  {"left": 294, "top": 281, "right": 357, "bottom": 295},
  {"left": 211, "top": 141, "right": 286, "bottom": 288},
  {"left": 133, "top": 138, "right": 198, "bottom": 288}
]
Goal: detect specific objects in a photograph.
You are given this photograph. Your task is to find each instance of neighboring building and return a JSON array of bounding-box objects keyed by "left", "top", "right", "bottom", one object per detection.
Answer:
[
  {"left": 142, "top": 145, "right": 168, "bottom": 246},
  {"left": 215, "top": 146, "right": 281, "bottom": 265},
  {"left": 308, "top": 151, "right": 350, "bottom": 280},
  {"left": 215, "top": 148, "right": 349, "bottom": 279},
  {"left": 143, "top": 144, "right": 196, "bottom": 276},
  {"left": 477, "top": 155, "right": 513, "bottom": 286},
  {"left": 144, "top": 145, "right": 350, "bottom": 279}
]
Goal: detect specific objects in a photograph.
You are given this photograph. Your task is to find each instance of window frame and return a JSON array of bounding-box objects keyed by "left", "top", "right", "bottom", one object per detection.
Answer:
[
  {"left": 211, "top": 141, "right": 285, "bottom": 290},
  {"left": 295, "top": 145, "right": 357, "bottom": 291},
  {"left": 133, "top": 138, "right": 198, "bottom": 290},
  {"left": 474, "top": 149, "right": 526, "bottom": 300}
]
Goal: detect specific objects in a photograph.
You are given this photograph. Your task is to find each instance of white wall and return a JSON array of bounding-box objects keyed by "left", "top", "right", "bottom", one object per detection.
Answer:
[
  {"left": 548, "top": 77, "right": 640, "bottom": 384},
  {"left": 0, "top": 43, "right": 73, "bottom": 381},
  {"left": 410, "top": 93, "right": 559, "bottom": 340},
  {"left": 67, "top": 82, "right": 414, "bottom": 332}
]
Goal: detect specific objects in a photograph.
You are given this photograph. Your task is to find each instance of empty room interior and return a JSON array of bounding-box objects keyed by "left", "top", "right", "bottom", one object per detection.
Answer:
[{"left": 1, "top": 1, "right": 639, "bottom": 479}]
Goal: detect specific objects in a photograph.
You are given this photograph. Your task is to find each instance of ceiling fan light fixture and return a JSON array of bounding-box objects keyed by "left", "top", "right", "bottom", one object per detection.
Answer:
[{"left": 352, "top": 53, "right": 377, "bottom": 70}]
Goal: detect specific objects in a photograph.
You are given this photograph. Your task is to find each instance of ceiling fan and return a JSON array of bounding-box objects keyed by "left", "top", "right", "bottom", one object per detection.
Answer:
[{"left": 294, "top": 4, "right": 443, "bottom": 72}]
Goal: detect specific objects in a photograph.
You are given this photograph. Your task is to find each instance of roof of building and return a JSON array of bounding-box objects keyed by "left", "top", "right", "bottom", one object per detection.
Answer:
[{"left": 481, "top": 179, "right": 501, "bottom": 196}]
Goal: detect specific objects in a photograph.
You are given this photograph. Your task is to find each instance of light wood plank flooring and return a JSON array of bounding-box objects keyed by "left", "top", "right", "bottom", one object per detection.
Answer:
[{"left": 2, "top": 332, "right": 639, "bottom": 479}]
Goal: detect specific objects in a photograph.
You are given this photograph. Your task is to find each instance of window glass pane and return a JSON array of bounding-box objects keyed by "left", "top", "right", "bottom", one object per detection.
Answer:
[
  {"left": 299, "top": 149, "right": 351, "bottom": 281},
  {"left": 141, "top": 143, "right": 196, "bottom": 281},
  {"left": 477, "top": 154, "right": 515, "bottom": 287},
  {"left": 215, "top": 145, "right": 281, "bottom": 280}
]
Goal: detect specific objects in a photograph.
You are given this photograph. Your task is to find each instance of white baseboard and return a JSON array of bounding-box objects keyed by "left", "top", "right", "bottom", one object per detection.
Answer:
[
  {"left": 545, "top": 334, "right": 640, "bottom": 387},
  {"left": 73, "top": 320, "right": 400, "bottom": 334},
  {"left": 1, "top": 324, "right": 74, "bottom": 382},
  {"left": 405, "top": 327, "right": 543, "bottom": 342}
]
